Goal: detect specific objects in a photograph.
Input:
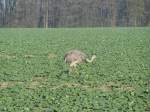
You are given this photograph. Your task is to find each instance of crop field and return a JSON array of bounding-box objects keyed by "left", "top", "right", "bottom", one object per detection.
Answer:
[{"left": 0, "top": 28, "right": 150, "bottom": 112}]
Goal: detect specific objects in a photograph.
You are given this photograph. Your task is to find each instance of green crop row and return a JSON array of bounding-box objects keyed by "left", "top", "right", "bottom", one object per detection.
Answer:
[{"left": 0, "top": 28, "right": 150, "bottom": 112}]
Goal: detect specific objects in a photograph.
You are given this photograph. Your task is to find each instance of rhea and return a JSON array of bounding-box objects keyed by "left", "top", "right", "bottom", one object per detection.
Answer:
[{"left": 64, "top": 50, "right": 96, "bottom": 67}]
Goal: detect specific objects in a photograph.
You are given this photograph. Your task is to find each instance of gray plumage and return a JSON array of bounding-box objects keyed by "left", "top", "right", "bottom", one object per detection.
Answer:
[{"left": 64, "top": 50, "right": 96, "bottom": 67}]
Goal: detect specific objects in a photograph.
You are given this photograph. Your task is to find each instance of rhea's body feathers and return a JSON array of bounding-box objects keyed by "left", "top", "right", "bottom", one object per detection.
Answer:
[{"left": 64, "top": 50, "right": 96, "bottom": 67}]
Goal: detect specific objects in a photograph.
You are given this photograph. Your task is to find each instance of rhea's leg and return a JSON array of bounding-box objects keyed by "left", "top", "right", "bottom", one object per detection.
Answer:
[
  {"left": 69, "top": 66, "right": 74, "bottom": 74},
  {"left": 70, "top": 60, "right": 78, "bottom": 67},
  {"left": 69, "top": 61, "right": 78, "bottom": 74}
]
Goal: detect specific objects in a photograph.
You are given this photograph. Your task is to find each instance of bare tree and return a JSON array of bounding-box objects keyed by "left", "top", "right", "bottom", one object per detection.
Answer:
[{"left": 0, "top": 0, "right": 149, "bottom": 27}]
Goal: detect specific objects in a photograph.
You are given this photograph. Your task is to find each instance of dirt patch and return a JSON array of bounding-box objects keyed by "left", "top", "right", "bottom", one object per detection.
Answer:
[
  {"left": 120, "top": 85, "right": 135, "bottom": 91},
  {"left": 0, "top": 82, "right": 13, "bottom": 89},
  {"left": 0, "top": 81, "right": 23, "bottom": 89},
  {"left": 0, "top": 53, "right": 16, "bottom": 59},
  {"left": 27, "top": 76, "right": 48, "bottom": 89},
  {"left": 24, "top": 54, "right": 35, "bottom": 58},
  {"left": 0, "top": 79, "right": 135, "bottom": 92},
  {"left": 31, "top": 76, "right": 48, "bottom": 82},
  {"left": 27, "top": 81, "right": 40, "bottom": 89},
  {"left": 50, "top": 82, "right": 134, "bottom": 92},
  {"left": 0, "top": 53, "right": 57, "bottom": 59},
  {"left": 48, "top": 53, "right": 57, "bottom": 59},
  {"left": 0, "top": 76, "right": 48, "bottom": 89}
]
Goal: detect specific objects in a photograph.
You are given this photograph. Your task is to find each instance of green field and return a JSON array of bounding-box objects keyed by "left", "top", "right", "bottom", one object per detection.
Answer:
[{"left": 0, "top": 28, "right": 150, "bottom": 112}]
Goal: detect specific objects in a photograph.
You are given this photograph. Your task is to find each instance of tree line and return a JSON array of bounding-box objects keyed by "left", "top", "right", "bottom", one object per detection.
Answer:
[{"left": 0, "top": 0, "right": 150, "bottom": 28}]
